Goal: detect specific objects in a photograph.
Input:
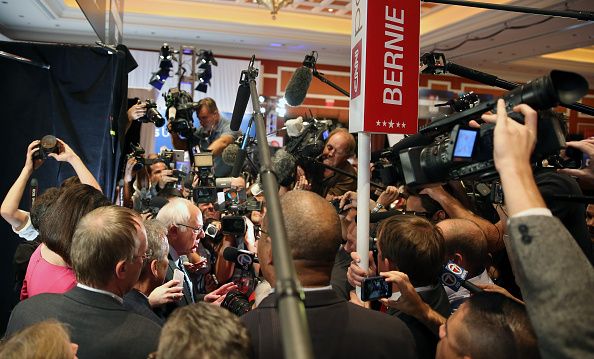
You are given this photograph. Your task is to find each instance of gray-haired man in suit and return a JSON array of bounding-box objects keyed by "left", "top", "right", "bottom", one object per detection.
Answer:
[{"left": 6, "top": 206, "right": 161, "bottom": 359}]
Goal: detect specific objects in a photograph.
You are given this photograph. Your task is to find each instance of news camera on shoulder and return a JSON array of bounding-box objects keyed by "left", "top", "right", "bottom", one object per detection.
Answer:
[{"left": 376, "top": 70, "right": 589, "bottom": 188}]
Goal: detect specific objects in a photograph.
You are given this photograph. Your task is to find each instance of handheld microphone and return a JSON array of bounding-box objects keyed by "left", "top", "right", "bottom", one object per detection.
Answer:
[
  {"left": 30, "top": 178, "right": 38, "bottom": 209},
  {"left": 117, "top": 179, "right": 124, "bottom": 206},
  {"left": 230, "top": 83, "right": 250, "bottom": 131},
  {"left": 223, "top": 247, "right": 258, "bottom": 271},
  {"left": 284, "top": 66, "right": 312, "bottom": 106},
  {"left": 222, "top": 143, "right": 240, "bottom": 166},
  {"left": 440, "top": 262, "right": 482, "bottom": 294}
]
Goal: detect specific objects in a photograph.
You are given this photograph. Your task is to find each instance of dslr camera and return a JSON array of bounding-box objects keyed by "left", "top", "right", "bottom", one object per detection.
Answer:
[
  {"left": 33, "top": 135, "right": 61, "bottom": 161},
  {"left": 136, "top": 99, "right": 165, "bottom": 128}
]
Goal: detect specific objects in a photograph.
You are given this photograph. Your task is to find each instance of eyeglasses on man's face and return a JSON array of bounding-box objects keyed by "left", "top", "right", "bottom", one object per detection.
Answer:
[{"left": 176, "top": 223, "right": 204, "bottom": 235}]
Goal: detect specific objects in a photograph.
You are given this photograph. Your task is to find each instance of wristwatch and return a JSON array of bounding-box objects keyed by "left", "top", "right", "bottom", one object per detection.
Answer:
[{"left": 371, "top": 203, "right": 384, "bottom": 213}]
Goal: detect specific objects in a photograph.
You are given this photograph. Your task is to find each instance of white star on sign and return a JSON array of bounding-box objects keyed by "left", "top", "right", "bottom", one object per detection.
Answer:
[
  {"left": 376, "top": 120, "right": 381, "bottom": 126},
  {"left": 402, "top": 122, "right": 406, "bottom": 128},
  {"left": 383, "top": 120, "right": 387, "bottom": 127},
  {"left": 396, "top": 122, "right": 401, "bottom": 128},
  {"left": 388, "top": 120, "right": 394, "bottom": 128}
]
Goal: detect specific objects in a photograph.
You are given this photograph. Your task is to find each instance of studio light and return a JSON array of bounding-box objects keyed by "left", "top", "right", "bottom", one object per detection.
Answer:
[
  {"left": 149, "top": 43, "right": 175, "bottom": 90},
  {"left": 195, "top": 49, "right": 218, "bottom": 93}
]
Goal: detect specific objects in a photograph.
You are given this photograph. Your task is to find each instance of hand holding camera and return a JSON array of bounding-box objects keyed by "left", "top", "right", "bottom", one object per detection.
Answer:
[{"left": 24, "top": 140, "right": 42, "bottom": 172}]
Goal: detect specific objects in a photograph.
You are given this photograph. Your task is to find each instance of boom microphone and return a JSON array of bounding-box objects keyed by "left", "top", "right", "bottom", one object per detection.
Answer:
[
  {"left": 223, "top": 247, "right": 258, "bottom": 271},
  {"left": 231, "top": 83, "right": 250, "bottom": 131},
  {"left": 440, "top": 262, "right": 482, "bottom": 294},
  {"left": 284, "top": 66, "right": 312, "bottom": 106}
]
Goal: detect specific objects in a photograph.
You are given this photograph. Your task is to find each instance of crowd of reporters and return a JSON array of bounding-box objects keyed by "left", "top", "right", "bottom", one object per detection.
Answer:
[{"left": 0, "top": 96, "right": 593, "bottom": 359}]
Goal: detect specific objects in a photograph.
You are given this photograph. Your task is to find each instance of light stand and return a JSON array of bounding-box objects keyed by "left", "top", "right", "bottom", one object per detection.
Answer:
[{"left": 242, "top": 55, "right": 314, "bottom": 359}]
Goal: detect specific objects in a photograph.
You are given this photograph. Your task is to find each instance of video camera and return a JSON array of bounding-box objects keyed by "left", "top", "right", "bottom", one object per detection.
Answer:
[
  {"left": 165, "top": 88, "right": 197, "bottom": 138},
  {"left": 378, "top": 70, "right": 588, "bottom": 188},
  {"left": 284, "top": 116, "right": 332, "bottom": 166}
]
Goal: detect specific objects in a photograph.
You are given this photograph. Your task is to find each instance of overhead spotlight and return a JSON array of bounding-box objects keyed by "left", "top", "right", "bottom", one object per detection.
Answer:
[
  {"left": 149, "top": 43, "right": 175, "bottom": 90},
  {"left": 195, "top": 49, "right": 218, "bottom": 93}
]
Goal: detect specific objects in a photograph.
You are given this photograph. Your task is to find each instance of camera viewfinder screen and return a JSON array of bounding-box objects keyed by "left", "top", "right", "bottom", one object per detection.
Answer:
[{"left": 453, "top": 129, "right": 478, "bottom": 159}]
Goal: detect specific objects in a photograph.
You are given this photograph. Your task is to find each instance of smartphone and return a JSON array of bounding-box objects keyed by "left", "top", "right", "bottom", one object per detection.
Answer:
[
  {"left": 360, "top": 275, "right": 392, "bottom": 301},
  {"left": 173, "top": 268, "right": 184, "bottom": 288}
]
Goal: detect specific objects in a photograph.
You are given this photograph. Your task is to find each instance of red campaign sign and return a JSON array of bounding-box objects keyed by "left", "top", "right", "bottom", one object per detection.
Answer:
[{"left": 349, "top": 0, "right": 420, "bottom": 134}]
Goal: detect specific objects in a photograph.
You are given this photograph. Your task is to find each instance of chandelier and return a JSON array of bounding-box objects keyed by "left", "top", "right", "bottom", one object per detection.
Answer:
[{"left": 256, "top": 0, "right": 293, "bottom": 19}]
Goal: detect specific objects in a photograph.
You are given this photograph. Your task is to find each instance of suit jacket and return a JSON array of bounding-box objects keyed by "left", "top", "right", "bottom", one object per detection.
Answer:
[
  {"left": 388, "top": 284, "right": 451, "bottom": 359},
  {"left": 155, "top": 256, "right": 194, "bottom": 319},
  {"left": 6, "top": 286, "right": 161, "bottom": 359},
  {"left": 241, "top": 289, "right": 417, "bottom": 359},
  {"left": 507, "top": 215, "right": 594, "bottom": 359},
  {"left": 123, "top": 288, "right": 164, "bottom": 326}
]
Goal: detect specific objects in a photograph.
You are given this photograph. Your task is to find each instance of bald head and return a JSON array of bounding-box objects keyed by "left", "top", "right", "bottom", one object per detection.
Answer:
[
  {"left": 278, "top": 191, "right": 342, "bottom": 263},
  {"left": 437, "top": 219, "right": 488, "bottom": 276}
]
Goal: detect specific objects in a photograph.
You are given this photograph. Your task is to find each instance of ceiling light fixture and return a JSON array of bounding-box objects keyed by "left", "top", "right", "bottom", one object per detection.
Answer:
[
  {"left": 195, "top": 49, "right": 218, "bottom": 93},
  {"left": 149, "top": 43, "right": 175, "bottom": 90},
  {"left": 256, "top": 0, "right": 293, "bottom": 19}
]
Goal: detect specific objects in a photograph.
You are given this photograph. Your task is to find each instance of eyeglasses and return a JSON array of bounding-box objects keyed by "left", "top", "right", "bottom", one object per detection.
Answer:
[
  {"left": 133, "top": 250, "right": 151, "bottom": 261},
  {"left": 176, "top": 223, "right": 204, "bottom": 235}
]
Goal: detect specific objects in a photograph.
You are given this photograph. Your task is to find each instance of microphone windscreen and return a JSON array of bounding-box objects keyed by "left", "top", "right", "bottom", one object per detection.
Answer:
[
  {"left": 167, "top": 106, "right": 177, "bottom": 122},
  {"left": 272, "top": 149, "right": 297, "bottom": 187},
  {"left": 285, "top": 117, "right": 305, "bottom": 137},
  {"left": 390, "top": 133, "right": 434, "bottom": 154},
  {"left": 148, "top": 196, "right": 169, "bottom": 209},
  {"left": 231, "top": 149, "right": 247, "bottom": 178},
  {"left": 30, "top": 178, "right": 38, "bottom": 187},
  {"left": 222, "top": 143, "right": 240, "bottom": 166},
  {"left": 230, "top": 84, "right": 250, "bottom": 131},
  {"left": 284, "top": 66, "right": 312, "bottom": 106},
  {"left": 223, "top": 246, "right": 239, "bottom": 262}
]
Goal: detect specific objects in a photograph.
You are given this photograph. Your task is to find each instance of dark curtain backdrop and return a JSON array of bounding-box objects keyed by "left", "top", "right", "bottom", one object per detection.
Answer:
[{"left": 0, "top": 41, "right": 128, "bottom": 333}]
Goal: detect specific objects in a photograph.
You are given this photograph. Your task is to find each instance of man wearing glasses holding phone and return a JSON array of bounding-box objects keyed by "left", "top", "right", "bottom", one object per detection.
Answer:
[{"left": 156, "top": 197, "right": 235, "bottom": 318}]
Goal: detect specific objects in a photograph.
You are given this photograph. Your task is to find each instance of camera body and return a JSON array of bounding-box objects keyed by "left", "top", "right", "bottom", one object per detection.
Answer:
[
  {"left": 137, "top": 99, "right": 165, "bottom": 128},
  {"left": 360, "top": 275, "right": 392, "bottom": 301},
  {"left": 32, "top": 135, "right": 60, "bottom": 161},
  {"left": 165, "top": 88, "right": 196, "bottom": 138}
]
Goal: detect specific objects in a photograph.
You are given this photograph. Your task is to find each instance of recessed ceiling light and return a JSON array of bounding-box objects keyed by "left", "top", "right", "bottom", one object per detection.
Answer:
[{"left": 328, "top": 8, "right": 334, "bottom": 12}]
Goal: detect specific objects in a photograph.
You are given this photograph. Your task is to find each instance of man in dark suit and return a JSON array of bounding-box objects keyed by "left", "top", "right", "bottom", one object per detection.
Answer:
[
  {"left": 240, "top": 190, "right": 416, "bottom": 359},
  {"left": 123, "top": 219, "right": 182, "bottom": 325},
  {"left": 6, "top": 206, "right": 161, "bottom": 359},
  {"left": 483, "top": 100, "right": 594, "bottom": 358},
  {"left": 155, "top": 197, "right": 234, "bottom": 318}
]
